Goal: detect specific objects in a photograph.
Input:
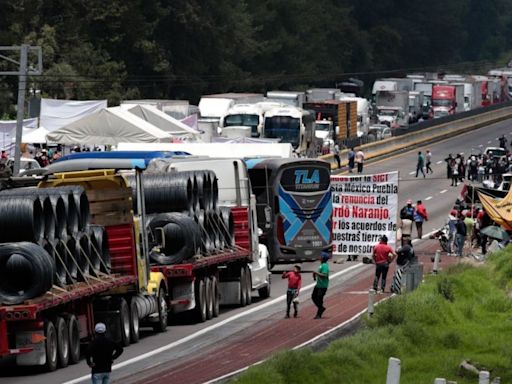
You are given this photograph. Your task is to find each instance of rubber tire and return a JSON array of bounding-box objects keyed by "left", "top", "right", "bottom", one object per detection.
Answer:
[
  {"left": 259, "top": 282, "right": 271, "bottom": 299},
  {"left": 194, "top": 278, "right": 207, "bottom": 322},
  {"left": 205, "top": 277, "right": 213, "bottom": 320},
  {"left": 54, "top": 316, "right": 70, "bottom": 368},
  {"left": 44, "top": 320, "right": 58, "bottom": 372},
  {"left": 117, "top": 298, "right": 131, "bottom": 347},
  {"left": 129, "top": 299, "right": 140, "bottom": 343},
  {"left": 245, "top": 266, "right": 252, "bottom": 305},
  {"left": 153, "top": 285, "right": 168, "bottom": 332},
  {"left": 239, "top": 267, "right": 247, "bottom": 307},
  {"left": 66, "top": 315, "right": 80, "bottom": 365},
  {"left": 211, "top": 276, "right": 220, "bottom": 318}
]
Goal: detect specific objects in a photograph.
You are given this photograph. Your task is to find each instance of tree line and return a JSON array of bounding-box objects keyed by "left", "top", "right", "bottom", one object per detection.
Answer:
[{"left": 1, "top": 0, "right": 511, "bottom": 116}]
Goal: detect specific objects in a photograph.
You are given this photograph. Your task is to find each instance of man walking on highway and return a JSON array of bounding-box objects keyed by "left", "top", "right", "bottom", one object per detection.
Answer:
[
  {"left": 426, "top": 150, "right": 433, "bottom": 174},
  {"left": 445, "top": 153, "right": 454, "bottom": 179},
  {"left": 86, "top": 323, "right": 123, "bottom": 384},
  {"left": 312, "top": 252, "right": 330, "bottom": 319},
  {"left": 347, "top": 147, "right": 355, "bottom": 173},
  {"left": 416, "top": 151, "right": 426, "bottom": 178},
  {"left": 333, "top": 144, "right": 341, "bottom": 169},
  {"left": 372, "top": 235, "right": 397, "bottom": 293},
  {"left": 355, "top": 148, "right": 365, "bottom": 173},
  {"left": 282, "top": 265, "right": 302, "bottom": 318},
  {"left": 414, "top": 200, "right": 428, "bottom": 239}
]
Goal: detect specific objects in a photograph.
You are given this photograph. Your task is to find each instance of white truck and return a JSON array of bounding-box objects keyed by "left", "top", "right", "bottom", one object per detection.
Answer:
[
  {"left": 375, "top": 90, "right": 409, "bottom": 127},
  {"left": 266, "top": 91, "right": 306, "bottom": 108},
  {"left": 408, "top": 91, "right": 424, "bottom": 123},
  {"left": 414, "top": 82, "right": 433, "bottom": 119},
  {"left": 305, "top": 88, "right": 343, "bottom": 102}
]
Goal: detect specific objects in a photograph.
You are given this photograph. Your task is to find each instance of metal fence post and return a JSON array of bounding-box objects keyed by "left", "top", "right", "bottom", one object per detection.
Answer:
[
  {"left": 479, "top": 371, "right": 490, "bottom": 384},
  {"left": 433, "top": 250, "right": 440, "bottom": 274},
  {"left": 368, "top": 289, "right": 376, "bottom": 316},
  {"left": 386, "top": 357, "right": 401, "bottom": 384},
  {"left": 434, "top": 379, "right": 446, "bottom": 384}
]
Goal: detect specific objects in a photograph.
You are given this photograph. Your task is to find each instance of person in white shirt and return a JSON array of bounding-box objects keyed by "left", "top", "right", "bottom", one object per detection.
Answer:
[{"left": 355, "top": 149, "right": 365, "bottom": 173}]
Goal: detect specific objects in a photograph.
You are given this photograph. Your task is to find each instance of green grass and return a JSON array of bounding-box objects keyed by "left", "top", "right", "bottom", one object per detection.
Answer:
[{"left": 234, "top": 249, "right": 512, "bottom": 383}]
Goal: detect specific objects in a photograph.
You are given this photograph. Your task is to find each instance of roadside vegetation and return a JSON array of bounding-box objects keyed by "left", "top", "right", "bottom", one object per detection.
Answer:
[{"left": 234, "top": 250, "right": 512, "bottom": 383}]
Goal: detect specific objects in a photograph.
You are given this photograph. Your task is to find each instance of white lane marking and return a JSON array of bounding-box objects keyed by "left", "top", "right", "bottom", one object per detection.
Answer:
[
  {"left": 408, "top": 171, "right": 415, "bottom": 175},
  {"left": 425, "top": 196, "right": 432, "bottom": 201},
  {"left": 488, "top": 141, "right": 492, "bottom": 144},
  {"left": 460, "top": 152, "right": 464, "bottom": 155},
  {"left": 63, "top": 263, "right": 366, "bottom": 384},
  {"left": 479, "top": 144, "right": 483, "bottom": 147},
  {"left": 440, "top": 189, "right": 448, "bottom": 194},
  {"left": 436, "top": 160, "right": 443, "bottom": 164}
]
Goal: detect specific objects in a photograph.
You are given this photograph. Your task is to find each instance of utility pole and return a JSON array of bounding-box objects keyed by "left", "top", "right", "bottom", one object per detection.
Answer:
[{"left": 0, "top": 45, "right": 42, "bottom": 175}]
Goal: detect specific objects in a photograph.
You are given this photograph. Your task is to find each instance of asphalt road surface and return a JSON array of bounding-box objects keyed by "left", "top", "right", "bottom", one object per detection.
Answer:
[{"left": 1, "top": 118, "right": 511, "bottom": 384}]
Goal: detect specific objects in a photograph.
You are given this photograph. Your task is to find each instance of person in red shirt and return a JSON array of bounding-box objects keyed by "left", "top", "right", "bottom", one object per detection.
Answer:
[
  {"left": 282, "top": 265, "right": 302, "bottom": 318},
  {"left": 372, "top": 235, "right": 397, "bottom": 293}
]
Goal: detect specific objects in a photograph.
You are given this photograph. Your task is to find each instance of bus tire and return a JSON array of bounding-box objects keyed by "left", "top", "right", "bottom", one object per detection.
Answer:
[
  {"left": 54, "top": 316, "right": 70, "bottom": 368},
  {"left": 66, "top": 314, "right": 80, "bottom": 365},
  {"left": 44, "top": 320, "right": 58, "bottom": 372},
  {"left": 153, "top": 285, "right": 168, "bottom": 332},
  {"left": 211, "top": 276, "right": 220, "bottom": 317},
  {"left": 194, "top": 277, "right": 207, "bottom": 322},
  {"left": 129, "top": 298, "right": 140, "bottom": 343},
  {"left": 116, "top": 298, "right": 131, "bottom": 347},
  {"left": 205, "top": 276, "right": 213, "bottom": 320},
  {"left": 239, "top": 267, "right": 247, "bottom": 307},
  {"left": 244, "top": 266, "right": 252, "bottom": 305}
]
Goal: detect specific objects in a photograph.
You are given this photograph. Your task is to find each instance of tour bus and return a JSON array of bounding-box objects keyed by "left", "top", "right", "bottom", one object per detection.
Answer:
[
  {"left": 262, "top": 107, "right": 317, "bottom": 157},
  {"left": 245, "top": 158, "right": 333, "bottom": 266}
]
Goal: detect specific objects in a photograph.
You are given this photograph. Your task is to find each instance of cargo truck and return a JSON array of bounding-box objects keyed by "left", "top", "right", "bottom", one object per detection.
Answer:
[
  {"left": 414, "top": 82, "right": 433, "bottom": 119},
  {"left": 0, "top": 152, "right": 270, "bottom": 372},
  {"left": 375, "top": 90, "right": 409, "bottom": 127},
  {"left": 431, "top": 85, "right": 464, "bottom": 118},
  {"left": 266, "top": 91, "right": 305, "bottom": 108},
  {"left": 408, "top": 91, "right": 424, "bottom": 123},
  {"left": 305, "top": 88, "right": 343, "bottom": 102}
]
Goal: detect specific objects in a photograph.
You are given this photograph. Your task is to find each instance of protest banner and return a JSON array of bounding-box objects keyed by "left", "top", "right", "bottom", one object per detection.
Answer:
[{"left": 331, "top": 171, "right": 399, "bottom": 255}]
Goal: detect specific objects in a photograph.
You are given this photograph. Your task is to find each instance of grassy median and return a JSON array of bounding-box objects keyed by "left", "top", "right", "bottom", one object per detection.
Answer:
[{"left": 234, "top": 250, "right": 512, "bottom": 383}]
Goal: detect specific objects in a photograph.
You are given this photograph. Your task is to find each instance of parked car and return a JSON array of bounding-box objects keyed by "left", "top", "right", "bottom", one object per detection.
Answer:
[
  {"left": 6, "top": 157, "right": 41, "bottom": 175},
  {"left": 368, "top": 124, "right": 392, "bottom": 141},
  {"left": 484, "top": 147, "right": 507, "bottom": 159}
]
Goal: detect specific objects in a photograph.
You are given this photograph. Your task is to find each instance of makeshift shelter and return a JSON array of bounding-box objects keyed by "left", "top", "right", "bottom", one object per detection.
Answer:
[
  {"left": 123, "top": 104, "right": 200, "bottom": 139},
  {"left": 18, "top": 126, "right": 51, "bottom": 144},
  {"left": 478, "top": 190, "right": 512, "bottom": 230},
  {"left": 40, "top": 99, "right": 107, "bottom": 132},
  {"left": 46, "top": 107, "right": 172, "bottom": 145}
]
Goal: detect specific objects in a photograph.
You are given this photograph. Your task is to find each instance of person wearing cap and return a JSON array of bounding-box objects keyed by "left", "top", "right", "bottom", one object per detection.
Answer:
[
  {"left": 85, "top": 323, "right": 123, "bottom": 384},
  {"left": 282, "top": 264, "right": 302, "bottom": 318},
  {"left": 312, "top": 252, "right": 330, "bottom": 319},
  {"left": 372, "top": 235, "right": 397, "bottom": 293}
]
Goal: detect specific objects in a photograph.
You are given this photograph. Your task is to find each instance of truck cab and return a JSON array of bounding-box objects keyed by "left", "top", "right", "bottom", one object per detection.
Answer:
[{"left": 432, "top": 85, "right": 457, "bottom": 117}]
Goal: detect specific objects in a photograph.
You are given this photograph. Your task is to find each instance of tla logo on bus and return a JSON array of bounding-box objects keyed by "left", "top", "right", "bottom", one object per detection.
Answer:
[{"left": 294, "top": 169, "right": 320, "bottom": 185}]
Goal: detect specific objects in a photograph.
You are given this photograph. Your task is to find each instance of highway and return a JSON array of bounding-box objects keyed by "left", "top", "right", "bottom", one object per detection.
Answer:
[{"left": 1, "top": 118, "right": 511, "bottom": 384}]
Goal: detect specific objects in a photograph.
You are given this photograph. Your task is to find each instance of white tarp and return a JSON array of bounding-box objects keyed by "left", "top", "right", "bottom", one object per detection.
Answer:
[
  {"left": 17, "top": 127, "right": 51, "bottom": 144},
  {"left": 117, "top": 142, "right": 293, "bottom": 158},
  {"left": 40, "top": 98, "right": 107, "bottom": 132},
  {"left": 46, "top": 107, "right": 172, "bottom": 145},
  {"left": 123, "top": 104, "right": 200, "bottom": 138},
  {"left": 0, "top": 118, "right": 38, "bottom": 151},
  {"left": 331, "top": 171, "right": 399, "bottom": 256}
]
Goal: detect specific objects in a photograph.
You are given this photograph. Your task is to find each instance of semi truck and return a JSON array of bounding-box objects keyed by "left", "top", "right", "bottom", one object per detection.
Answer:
[
  {"left": 414, "top": 82, "right": 433, "bottom": 119},
  {"left": 305, "top": 88, "right": 343, "bottom": 102},
  {"left": 375, "top": 90, "right": 409, "bottom": 127},
  {"left": 266, "top": 91, "right": 306, "bottom": 108},
  {"left": 408, "top": 91, "right": 424, "bottom": 123},
  {"left": 0, "top": 151, "right": 270, "bottom": 372},
  {"left": 431, "top": 85, "right": 464, "bottom": 118},
  {"left": 302, "top": 100, "right": 358, "bottom": 151}
]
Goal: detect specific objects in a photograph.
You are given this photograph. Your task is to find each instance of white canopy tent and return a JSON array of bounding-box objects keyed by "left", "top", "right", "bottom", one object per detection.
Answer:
[
  {"left": 46, "top": 107, "right": 172, "bottom": 145},
  {"left": 122, "top": 104, "right": 200, "bottom": 139},
  {"left": 40, "top": 99, "right": 107, "bottom": 132},
  {"left": 12, "top": 126, "right": 52, "bottom": 144}
]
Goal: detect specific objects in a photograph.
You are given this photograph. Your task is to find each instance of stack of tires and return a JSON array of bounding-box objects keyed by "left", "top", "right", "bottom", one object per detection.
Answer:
[
  {"left": 126, "top": 170, "right": 234, "bottom": 265},
  {"left": 0, "top": 186, "right": 111, "bottom": 305}
]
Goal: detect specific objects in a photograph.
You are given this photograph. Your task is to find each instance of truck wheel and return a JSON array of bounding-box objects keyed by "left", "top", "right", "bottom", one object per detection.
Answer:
[
  {"left": 211, "top": 276, "right": 220, "bottom": 318},
  {"left": 44, "top": 320, "right": 58, "bottom": 372},
  {"left": 54, "top": 316, "right": 70, "bottom": 368},
  {"left": 194, "top": 278, "right": 207, "bottom": 322},
  {"left": 258, "top": 283, "right": 271, "bottom": 299},
  {"left": 117, "top": 298, "right": 131, "bottom": 347},
  {"left": 66, "top": 315, "right": 80, "bottom": 364},
  {"left": 129, "top": 299, "right": 140, "bottom": 343},
  {"left": 244, "top": 266, "right": 252, "bottom": 305},
  {"left": 153, "top": 285, "right": 168, "bottom": 332},
  {"left": 205, "top": 276, "right": 213, "bottom": 320},
  {"left": 239, "top": 267, "right": 247, "bottom": 307}
]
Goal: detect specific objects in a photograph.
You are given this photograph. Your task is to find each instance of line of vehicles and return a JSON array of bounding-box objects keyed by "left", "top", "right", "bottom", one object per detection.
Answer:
[{"left": 0, "top": 150, "right": 332, "bottom": 373}]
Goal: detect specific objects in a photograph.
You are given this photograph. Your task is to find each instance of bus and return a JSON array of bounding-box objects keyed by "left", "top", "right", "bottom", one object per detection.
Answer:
[
  {"left": 262, "top": 107, "right": 318, "bottom": 157},
  {"left": 245, "top": 158, "right": 332, "bottom": 266}
]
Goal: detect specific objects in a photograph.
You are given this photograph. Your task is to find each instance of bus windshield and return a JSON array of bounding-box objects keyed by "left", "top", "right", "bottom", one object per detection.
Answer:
[
  {"left": 264, "top": 116, "right": 300, "bottom": 147},
  {"left": 224, "top": 114, "right": 260, "bottom": 136}
]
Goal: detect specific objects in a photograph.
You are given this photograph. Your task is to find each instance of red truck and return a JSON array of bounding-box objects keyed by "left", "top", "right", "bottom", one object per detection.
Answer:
[{"left": 0, "top": 154, "right": 270, "bottom": 372}]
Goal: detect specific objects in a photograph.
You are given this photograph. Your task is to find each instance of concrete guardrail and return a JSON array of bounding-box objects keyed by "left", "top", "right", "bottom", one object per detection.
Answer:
[{"left": 320, "top": 104, "right": 512, "bottom": 171}]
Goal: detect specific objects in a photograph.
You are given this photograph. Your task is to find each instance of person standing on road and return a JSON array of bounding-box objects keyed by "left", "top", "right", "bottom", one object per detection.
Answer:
[
  {"left": 426, "top": 150, "right": 433, "bottom": 174},
  {"left": 372, "top": 235, "right": 397, "bottom": 293},
  {"left": 347, "top": 147, "right": 355, "bottom": 173},
  {"left": 396, "top": 239, "right": 415, "bottom": 268},
  {"left": 355, "top": 148, "right": 365, "bottom": 173},
  {"left": 282, "top": 265, "right": 302, "bottom": 318},
  {"left": 445, "top": 154, "right": 454, "bottom": 179},
  {"left": 455, "top": 214, "right": 467, "bottom": 257},
  {"left": 333, "top": 144, "right": 341, "bottom": 169},
  {"left": 414, "top": 200, "right": 428, "bottom": 239},
  {"left": 464, "top": 211, "right": 475, "bottom": 249},
  {"left": 416, "top": 151, "right": 426, "bottom": 178},
  {"left": 312, "top": 252, "right": 330, "bottom": 319},
  {"left": 399, "top": 200, "right": 415, "bottom": 246},
  {"left": 499, "top": 134, "right": 508, "bottom": 150},
  {"left": 447, "top": 210, "right": 458, "bottom": 255},
  {"left": 86, "top": 323, "right": 123, "bottom": 384}
]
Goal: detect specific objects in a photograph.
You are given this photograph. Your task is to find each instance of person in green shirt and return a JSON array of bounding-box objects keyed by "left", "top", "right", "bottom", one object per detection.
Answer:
[{"left": 312, "top": 252, "right": 330, "bottom": 319}]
